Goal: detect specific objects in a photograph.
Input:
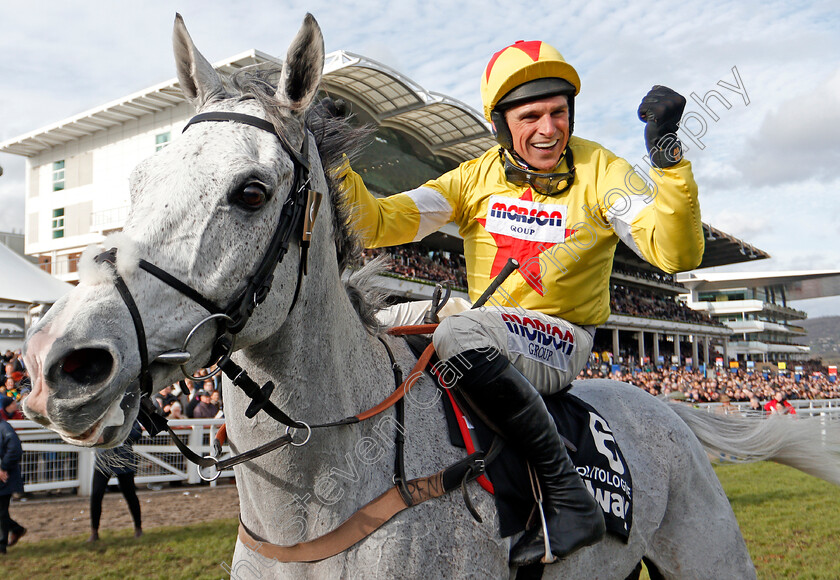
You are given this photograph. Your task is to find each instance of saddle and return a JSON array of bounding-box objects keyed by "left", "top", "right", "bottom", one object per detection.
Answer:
[{"left": 403, "top": 334, "right": 633, "bottom": 542}]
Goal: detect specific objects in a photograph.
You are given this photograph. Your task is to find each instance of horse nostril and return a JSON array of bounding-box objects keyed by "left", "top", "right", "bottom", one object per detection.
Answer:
[{"left": 59, "top": 348, "right": 114, "bottom": 385}]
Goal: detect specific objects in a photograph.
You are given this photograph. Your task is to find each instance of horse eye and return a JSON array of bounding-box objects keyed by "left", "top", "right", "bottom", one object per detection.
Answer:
[{"left": 236, "top": 183, "right": 267, "bottom": 209}]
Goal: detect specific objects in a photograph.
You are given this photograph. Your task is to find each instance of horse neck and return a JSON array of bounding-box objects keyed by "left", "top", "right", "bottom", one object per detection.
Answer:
[
  {"left": 244, "top": 257, "right": 395, "bottom": 422},
  {"left": 229, "top": 223, "right": 405, "bottom": 544}
]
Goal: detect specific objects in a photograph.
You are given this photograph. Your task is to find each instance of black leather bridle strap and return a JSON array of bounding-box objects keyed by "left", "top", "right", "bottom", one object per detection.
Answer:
[
  {"left": 184, "top": 112, "right": 310, "bottom": 170},
  {"left": 94, "top": 249, "right": 154, "bottom": 396},
  {"left": 113, "top": 274, "right": 153, "bottom": 396},
  {"left": 138, "top": 259, "right": 224, "bottom": 315},
  {"left": 224, "top": 135, "right": 310, "bottom": 332}
]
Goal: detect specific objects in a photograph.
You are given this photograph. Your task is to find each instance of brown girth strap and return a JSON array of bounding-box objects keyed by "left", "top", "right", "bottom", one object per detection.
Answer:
[{"left": 238, "top": 451, "right": 486, "bottom": 563}]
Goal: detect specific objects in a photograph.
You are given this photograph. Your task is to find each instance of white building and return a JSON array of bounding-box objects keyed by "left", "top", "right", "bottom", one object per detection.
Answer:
[{"left": 678, "top": 270, "right": 840, "bottom": 363}]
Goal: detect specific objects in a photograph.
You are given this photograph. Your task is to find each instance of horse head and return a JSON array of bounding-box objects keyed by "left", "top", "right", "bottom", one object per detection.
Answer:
[{"left": 22, "top": 14, "right": 350, "bottom": 447}]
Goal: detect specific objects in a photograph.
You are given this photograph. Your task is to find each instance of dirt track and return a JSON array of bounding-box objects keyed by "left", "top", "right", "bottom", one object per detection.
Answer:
[{"left": 6, "top": 482, "right": 240, "bottom": 542}]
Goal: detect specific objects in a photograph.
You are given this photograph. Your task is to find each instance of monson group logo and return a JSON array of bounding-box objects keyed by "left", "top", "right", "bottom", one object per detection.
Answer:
[{"left": 484, "top": 194, "right": 568, "bottom": 243}]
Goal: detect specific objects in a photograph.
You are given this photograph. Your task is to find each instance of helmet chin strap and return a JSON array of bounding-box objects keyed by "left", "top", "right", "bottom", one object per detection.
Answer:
[{"left": 500, "top": 146, "right": 576, "bottom": 196}]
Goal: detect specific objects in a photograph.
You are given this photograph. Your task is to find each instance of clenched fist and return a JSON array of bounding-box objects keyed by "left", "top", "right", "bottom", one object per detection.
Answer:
[{"left": 638, "top": 85, "right": 686, "bottom": 168}]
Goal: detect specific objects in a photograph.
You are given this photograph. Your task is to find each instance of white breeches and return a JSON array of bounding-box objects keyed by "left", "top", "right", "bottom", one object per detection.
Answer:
[{"left": 378, "top": 299, "right": 594, "bottom": 395}]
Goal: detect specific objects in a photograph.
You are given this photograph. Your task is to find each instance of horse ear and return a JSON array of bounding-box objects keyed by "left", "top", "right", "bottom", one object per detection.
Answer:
[
  {"left": 172, "top": 13, "right": 224, "bottom": 108},
  {"left": 275, "top": 13, "right": 324, "bottom": 115}
]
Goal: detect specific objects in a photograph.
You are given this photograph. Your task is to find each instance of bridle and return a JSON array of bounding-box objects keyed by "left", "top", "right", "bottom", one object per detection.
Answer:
[
  {"left": 92, "top": 110, "right": 345, "bottom": 477},
  {"left": 96, "top": 111, "right": 318, "bottom": 386},
  {"left": 92, "top": 111, "right": 493, "bottom": 555}
]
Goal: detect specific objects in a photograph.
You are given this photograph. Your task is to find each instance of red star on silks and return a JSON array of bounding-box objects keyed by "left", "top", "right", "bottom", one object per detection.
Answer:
[{"left": 476, "top": 189, "right": 576, "bottom": 296}]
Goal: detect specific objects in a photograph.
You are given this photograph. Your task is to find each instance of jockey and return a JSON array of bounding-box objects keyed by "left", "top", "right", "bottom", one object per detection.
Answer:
[{"left": 340, "top": 40, "right": 703, "bottom": 565}]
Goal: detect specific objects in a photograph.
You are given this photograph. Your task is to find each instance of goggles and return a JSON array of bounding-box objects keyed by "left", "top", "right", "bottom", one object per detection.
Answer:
[{"left": 501, "top": 147, "right": 576, "bottom": 196}]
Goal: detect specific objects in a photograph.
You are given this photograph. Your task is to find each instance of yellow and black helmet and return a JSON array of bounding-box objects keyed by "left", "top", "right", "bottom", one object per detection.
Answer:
[{"left": 480, "top": 40, "right": 580, "bottom": 150}]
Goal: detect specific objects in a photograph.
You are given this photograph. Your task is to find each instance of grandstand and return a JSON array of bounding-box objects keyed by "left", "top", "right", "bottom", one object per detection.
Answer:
[
  {"left": 0, "top": 48, "right": 775, "bottom": 368},
  {"left": 679, "top": 270, "right": 840, "bottom": 364}
]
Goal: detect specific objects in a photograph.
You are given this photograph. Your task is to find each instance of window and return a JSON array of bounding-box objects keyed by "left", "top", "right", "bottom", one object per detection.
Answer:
[
  {"left": 155, "top": 132, "right": 171, "bottom": 151},
  {"left": 52, "top": 208, "right": 65, "bottom": 239},
  {"left": 52, "top": 160, "right": 65, "bottom": 191}
]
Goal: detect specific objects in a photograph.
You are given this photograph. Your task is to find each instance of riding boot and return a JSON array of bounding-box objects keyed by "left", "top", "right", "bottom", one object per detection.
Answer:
[{"left": 447, "top": 349, "right": 605, "bottom": 566}]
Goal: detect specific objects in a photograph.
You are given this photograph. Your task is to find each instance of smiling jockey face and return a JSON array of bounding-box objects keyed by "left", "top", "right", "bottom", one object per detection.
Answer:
[
  {"left": 481, "top": 40, "right": 580, "bottom": 167},
  {"left": 504, "top": 94, "right": 571, "bottom": 171}
]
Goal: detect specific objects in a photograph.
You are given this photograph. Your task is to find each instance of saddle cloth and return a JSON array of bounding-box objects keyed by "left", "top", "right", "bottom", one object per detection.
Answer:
[
  {"left": 402, "top": 333, "right": 633, "bottom": 540},
  {"left": 441, "top": 388, "right": 633, "bottom": 540}
]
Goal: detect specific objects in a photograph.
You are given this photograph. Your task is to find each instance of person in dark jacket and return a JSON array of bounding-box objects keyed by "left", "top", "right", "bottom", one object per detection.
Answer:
[
  {"left": 88, "top": 421, "right": 144, "bottom": 542},
  {"left": 0, "top": 397, "right": 26, "bottom": 554},
  {"left": 192, "top": 390, "right": 219, "bottom": 419},
  {"left": 0, "top": 394, "right": 23, "bottom": 422}
]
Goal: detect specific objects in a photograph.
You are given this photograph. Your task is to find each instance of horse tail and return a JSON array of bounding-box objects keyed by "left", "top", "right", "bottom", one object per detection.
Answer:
[{"left": 669, "top": 402, "right": 840, "bottom": 486}]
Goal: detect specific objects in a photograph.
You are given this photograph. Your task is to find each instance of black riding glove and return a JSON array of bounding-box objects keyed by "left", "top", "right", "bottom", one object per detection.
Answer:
[{"left": 637, "top": 85, "right": 686, "bottom": 168}]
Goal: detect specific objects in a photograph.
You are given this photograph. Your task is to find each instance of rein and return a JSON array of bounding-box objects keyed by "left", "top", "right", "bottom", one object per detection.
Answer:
[
  {"left": 96, "top": 111, "right": 494, "bottom": 563},
  {"left": 92, "top": 111, "right": 456, "bottom": 481}
]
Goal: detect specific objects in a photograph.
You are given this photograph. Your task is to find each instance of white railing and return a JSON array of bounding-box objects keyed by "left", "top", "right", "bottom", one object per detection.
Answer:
[
  {"left": 8, "top": 419, "right": 233, "bottom": 496},
  {"left": 698, "top": 398, "right": 840, "bottom": 420},
  {"left": 10, "top": 400, "right": 840, "bottom": 495}
]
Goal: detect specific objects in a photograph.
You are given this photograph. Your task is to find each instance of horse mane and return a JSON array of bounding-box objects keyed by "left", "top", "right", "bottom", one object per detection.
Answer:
[{"left": 226, "top": 68, "right": 388, "bottom": 333}]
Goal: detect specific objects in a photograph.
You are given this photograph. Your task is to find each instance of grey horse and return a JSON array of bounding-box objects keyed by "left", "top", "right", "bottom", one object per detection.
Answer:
[{"left": 21, "top": 13, "right": 840, "bottom": 580}]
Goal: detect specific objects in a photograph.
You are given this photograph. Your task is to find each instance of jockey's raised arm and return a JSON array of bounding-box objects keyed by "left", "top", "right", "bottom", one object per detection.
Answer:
[
  {"left": 339, "top": 38, "right": 703, "bottom": 565},
  {"left": 341, "top": 138, "right": 703, "bottom": 324}
]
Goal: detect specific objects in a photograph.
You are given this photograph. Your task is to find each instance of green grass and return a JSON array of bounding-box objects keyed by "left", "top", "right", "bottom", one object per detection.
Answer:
[
  {"left": 715, "top": 462, "right": 840, "bottom": 579},
  {"left": 5, "top": 463, "right": 840, "bottom": 579},
  {"left": 2, "top": 519, "right": 239, "bottom": 580}
]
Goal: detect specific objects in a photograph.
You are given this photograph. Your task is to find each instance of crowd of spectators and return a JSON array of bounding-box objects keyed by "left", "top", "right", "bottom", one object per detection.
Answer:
[
  {"left": 155, "top": 368, "right": 224, "bottom": 420},
  {"left": 611, "top": 266, "right": 681, "bottom": 287},
  {"left": 610, "top": 283, "right": 723, "bottom": 326},
  {"left": 578, "top": 361, "right": 840, "bottom": 410},
  {"left": 361, "top": 245, "right": 468, "bottom": 290},
  {"left": 0, "top": 351, "right": 28, "bottom": 420}
]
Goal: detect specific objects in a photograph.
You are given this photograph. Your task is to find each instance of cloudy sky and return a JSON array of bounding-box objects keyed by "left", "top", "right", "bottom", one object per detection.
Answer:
[{"left": 1, "top": 0, "right": 838, "bottom": 314}]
